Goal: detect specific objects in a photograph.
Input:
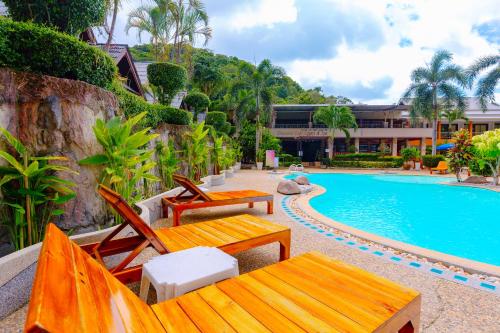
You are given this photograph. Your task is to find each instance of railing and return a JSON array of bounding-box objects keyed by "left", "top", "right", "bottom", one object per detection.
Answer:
[
  {"left": 274, "top": 124, "right": 309, "bottom": 128},
  {"left": 440, "top": 131, "right": 453, "bottom": 139}
]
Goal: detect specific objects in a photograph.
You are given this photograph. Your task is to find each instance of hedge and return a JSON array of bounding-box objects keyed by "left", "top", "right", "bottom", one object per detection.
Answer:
[
  {"left": 205, "top": 111, "right": 231, "bottom": 134},
  {"left": 422, "top": 155, "right": 445, "bottom": 168},
  {"left": 184, "top": 92, "right": 210, "bottom": 112},
  {"left": 111, "top": 82, "right": 191, "bottom": 127},
  {"left": 0, "top": 18, "right": 116, "bottom": 88},
  {"left": 147, "top": 62, "right": 187, "bottom": 105},
  {"left": 333, "top": 153, "right": 381, "bottom": 161},
  {"left": 329, "top": 160, "right": 402, "bottom": 168},
  {"left": 4, "top": 0, "right": 106, "bottom": 35}
]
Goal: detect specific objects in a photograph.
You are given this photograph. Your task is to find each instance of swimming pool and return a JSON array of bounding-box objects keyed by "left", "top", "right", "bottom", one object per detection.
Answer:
[{"left": 292, "top": 173, "right": 500, "bottom": 266}]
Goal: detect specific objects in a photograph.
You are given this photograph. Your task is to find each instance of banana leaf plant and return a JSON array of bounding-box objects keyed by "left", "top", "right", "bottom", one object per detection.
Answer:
[
  {"left": 155, "top": 140, "right": 180, "bottom": 190},
  {"left": 182, "top": 121, "right": 210, "bottom": 181},
  {"left": 0, "top": 128, "right": 76, "bottom": 250},
  {"left": 210, "top": 129, "right": 224, "bottom": 175},
  {"left": 79, "top": 112, "right": 160, "bottom": 211}
]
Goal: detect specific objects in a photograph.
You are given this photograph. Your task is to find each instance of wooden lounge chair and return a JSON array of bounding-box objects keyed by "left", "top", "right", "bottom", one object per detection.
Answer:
[
  {"left": 430, "top": 161, "right": 448, "bottom": 174},
  {"left": 162, "top": 174, "right": 274, "bottom": 226},
  {"left": 25, "top": 223, "right": 422, "bottom": 333},
  {"left": 80, "top": 185, "right": 290, "bottom": 284}
]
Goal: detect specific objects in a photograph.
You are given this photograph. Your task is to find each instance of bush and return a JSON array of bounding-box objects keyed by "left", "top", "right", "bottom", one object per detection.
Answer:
[
  {"left": 469, "top": 158, "right": 494, "bottom": 176},
  {"left": 379, "top": 156, "right": 404, "bottom": 167},
  {"left": 0, "top": 19, "right": 116, "bottom": 88},
  {"left": 205, "top": 111, "right": 231, "bottom": 134},
  {"left": 147, "top": 62, "right": 187, "bottom": 105},
  {"left": 422, "top": 155, "right": 445, "bottom": 168},
  {"left": 333, "top": 153, "right": 381, "bottom": 161},
  {"left": 110, "top": 82, "right": 191, "bottom": 127},
  {"left": 400, "top": 147, "right": 420, "bottom": 162},
  {"left": 4, "top": 0, "right": 106, "bottom": 35},
  {"left": 184, "top": 92, "right": 210, "bottom": 113},
  {"left": 330, "top": 160, "right": 401, "bottom": 168}
]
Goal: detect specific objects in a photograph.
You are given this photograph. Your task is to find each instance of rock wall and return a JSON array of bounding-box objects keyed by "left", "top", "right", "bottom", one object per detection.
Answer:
[{"left": 0, "top": 69, "right": 119, "bottom": 233}]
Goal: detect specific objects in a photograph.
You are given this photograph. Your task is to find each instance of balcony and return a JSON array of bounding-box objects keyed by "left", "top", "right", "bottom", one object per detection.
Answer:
[{"left": 270, "top": 127, "right": 433, "bottom": 139}]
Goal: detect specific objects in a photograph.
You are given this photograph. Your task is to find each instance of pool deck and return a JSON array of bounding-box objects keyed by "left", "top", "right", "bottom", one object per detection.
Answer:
[{"left": 1, "top": 169, "right": 499, "bottom": 332}]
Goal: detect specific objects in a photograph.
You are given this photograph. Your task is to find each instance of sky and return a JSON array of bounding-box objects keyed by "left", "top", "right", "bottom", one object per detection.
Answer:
[{"left": 108, "top": 0, "right": 500, "bottom": 104}]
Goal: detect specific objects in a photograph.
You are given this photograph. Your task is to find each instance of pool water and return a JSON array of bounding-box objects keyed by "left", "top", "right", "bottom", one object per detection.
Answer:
[{"left": 291, "top": 173, "right": 500, "bottom": 266}]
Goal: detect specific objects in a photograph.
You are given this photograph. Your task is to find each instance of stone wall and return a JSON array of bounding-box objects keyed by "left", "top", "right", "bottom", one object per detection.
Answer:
[{"left": 0, "top": 69, "right": 119, "bottom": 233}]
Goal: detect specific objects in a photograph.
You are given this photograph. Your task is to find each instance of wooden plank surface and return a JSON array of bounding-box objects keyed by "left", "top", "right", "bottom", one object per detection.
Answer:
[
  {"left": 207, "top": 190, "right": 272, "bottom": 201},
  {"left": 153, "top": 251, "right": 421, "bottom": 333}
]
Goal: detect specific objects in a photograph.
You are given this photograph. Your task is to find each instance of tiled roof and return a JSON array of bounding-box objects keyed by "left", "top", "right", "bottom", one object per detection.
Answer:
[
  {"left": 134, "top": 61, "right": 153, "bottom": 85},
  {"left": 96, "top": 44, "right": 128, "bottom": 63}
]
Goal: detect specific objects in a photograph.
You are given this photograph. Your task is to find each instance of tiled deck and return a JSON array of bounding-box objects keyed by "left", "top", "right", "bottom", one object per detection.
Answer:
[{"left": 1, "top": 169, "right": 499, "bottom": 332}]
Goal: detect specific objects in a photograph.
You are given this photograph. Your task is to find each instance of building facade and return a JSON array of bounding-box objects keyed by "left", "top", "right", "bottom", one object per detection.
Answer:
[{"left": 270, "top": 99, "right": 500, "bottom": 162}]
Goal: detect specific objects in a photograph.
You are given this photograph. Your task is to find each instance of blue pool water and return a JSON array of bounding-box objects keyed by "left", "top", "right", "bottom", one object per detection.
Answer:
[{"left": 289, "top": 173, "right": 500, "bottom": 266}]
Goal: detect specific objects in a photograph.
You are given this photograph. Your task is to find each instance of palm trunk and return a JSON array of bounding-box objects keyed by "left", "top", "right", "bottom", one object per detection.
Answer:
[
  {"left": 23, "top": 154, "right": 32, "bottom": 246},
  {"left": 105, "top": 0, "right": 119, "bottom": 50},
  {"left": 432, "top": 89, "right": 438, "bottom": 156},
  {"left": 328, "top": 130, "right": 335, "bottom": 159},
  {"left": 255, "top": 92, "right": 261, "bottom": 161}
]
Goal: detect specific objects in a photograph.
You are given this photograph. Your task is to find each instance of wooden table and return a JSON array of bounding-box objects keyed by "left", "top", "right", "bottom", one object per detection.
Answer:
[{"left": 152, "top": 251, "right": 421, "bottom": 332}]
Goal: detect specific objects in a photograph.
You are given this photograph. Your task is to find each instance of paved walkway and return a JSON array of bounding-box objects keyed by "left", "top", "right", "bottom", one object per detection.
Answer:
[{"left": 2, "top": 169, "right": 499, "bottom": 332}]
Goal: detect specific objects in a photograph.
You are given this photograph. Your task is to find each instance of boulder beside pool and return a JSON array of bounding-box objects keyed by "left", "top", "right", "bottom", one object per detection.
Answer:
[
  {"left": 293, "top": 175, "right": 310, "bottom": 185},
  {"left": 462, "top": 176, "right": 489, "bottom": 184},
  {"left": 277, "top": 180, "right": 301, "bottom": 195}
]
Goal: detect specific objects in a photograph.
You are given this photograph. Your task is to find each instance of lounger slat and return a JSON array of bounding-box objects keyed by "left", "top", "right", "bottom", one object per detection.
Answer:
[
  {"left": 169, "top": 226, "right": 220, "bottom": 247},
  {"left": 152, "top": 299, "right": 201, "bottom": 333},
  {"left": 248, "top": 269, "right": 367, "bottom": 333},
  {"left": 194, "top": 223, "right": 241, "bottom": 243},
  {"left": 181, "top": 224, "right": 228, "bottom": 247}
]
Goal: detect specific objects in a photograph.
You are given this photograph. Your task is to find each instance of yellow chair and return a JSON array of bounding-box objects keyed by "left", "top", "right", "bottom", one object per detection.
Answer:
[{"left": 431, "top": 161, "right": 448, "bottom": 174}]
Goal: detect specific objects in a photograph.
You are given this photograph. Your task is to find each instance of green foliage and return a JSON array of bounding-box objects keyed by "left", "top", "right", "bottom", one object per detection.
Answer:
[
  {"left": 327, "top": 160, "right": 402, "bottom": 168},
  {"left": 471, "top": 129, "right": 500, "bottom": 185},
  {"left": 333, "top": 153, "right": 381, "bottom": 161},
  {"left": 280, "top": 154, "right": 301, "bottom": 167},
  {"left": 79, "top": 112, "right": 160, "bottom": 213},
  {"left": 0, "top": 128, "right": 76, "bottom": 250},
  {"left": 447, "top": 129, "right": 474, "bottom": 182},
  {"left": 313, "top": 105, "right": 357, "bottom": 157},
  {"left": 400, "top": 147, "right": 420, "bottom": 162},
  {"left": 466, "top": 55, "right": 499, "bottom": 111},
  {"left": 0, "top": 18, "right": 116, "bottom": 88},
  {"left": 205, "top": 112, "right": 231, "bottom": 134},
  {"left": 4, "top": 0, "right": 106, "bottom": 35},
  {"left": 210, "top": 130, "right": 224, "bottom": 175},
  {"left": 184, "top": 92, "right": 210, "bottom": 114},
  {"left": 155, "top": 141, "right": 179, "bottom": 190},
  {"left": 182, "top": 121, "right": 210, "bottom": 181},
  {"left": 323, "top": 155, "right": 403, "bottom": 168},
  {"left": 237, "top": 122, "right": 280, "bottom": 163},
  {"left": 422, "top": 155, "right": 445, "bottom": 168},
  {"left": 469, "top": 158, "right": 494, "bottom": 176},
  {"left": 147, "top": 62, "right": 187, "bottom": 105},
  {"left": 110, "top": 81, "right": 191, "bottom": 127},
  {"left": 256, "top": 149, "right": 265, "bottom": 163}
]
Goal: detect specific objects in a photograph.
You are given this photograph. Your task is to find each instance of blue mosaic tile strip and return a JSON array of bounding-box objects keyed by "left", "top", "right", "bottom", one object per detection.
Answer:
[{"left": 280, "top": 196, "right": 499, "bottom": 295}]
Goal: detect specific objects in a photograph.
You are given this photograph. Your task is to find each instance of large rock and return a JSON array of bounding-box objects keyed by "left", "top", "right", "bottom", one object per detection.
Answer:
[
  {"left": 0, "top": 69, "right": 119, "bottom": 233},
  {"left": 293, "top": 175, "right": 310, "bottom": 185},
  {"left": 463, "top": 176, "right": 489, "bottom": 184},
  {"left": 277, "top": 180, "right": 301, "bottom": 195}
]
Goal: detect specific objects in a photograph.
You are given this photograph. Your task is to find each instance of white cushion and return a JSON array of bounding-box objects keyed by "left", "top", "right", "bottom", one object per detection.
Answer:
[{"left": 143, "top": 246, "right": 238, "bottom": 301}]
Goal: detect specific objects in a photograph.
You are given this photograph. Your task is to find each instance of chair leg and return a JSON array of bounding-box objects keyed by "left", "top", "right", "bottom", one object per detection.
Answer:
[
  {"left": 139, "top": 275, "right": 151, "bottom": 302},
  {"left": 173, "top": 209, "right": 181, "bottom": 227},
  {"left": 398, "top": 321, "right": 415, "bottom": 333},
  {"left": 248, "top": 202, "right": 254, "bottom": 209},
  {"left": 162, "top": 203, "right": 169, "bottom": 218},
  {"left": 267, "top": 200, "right": 274, "bottom": 214},
  {"left": 279, "top": 231, "right": 291, "bottom": 261}
]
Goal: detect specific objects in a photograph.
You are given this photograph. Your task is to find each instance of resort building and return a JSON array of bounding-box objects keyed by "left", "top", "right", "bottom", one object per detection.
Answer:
[{"left": 270, "top": 98, "right": 500, "bottom": 161}]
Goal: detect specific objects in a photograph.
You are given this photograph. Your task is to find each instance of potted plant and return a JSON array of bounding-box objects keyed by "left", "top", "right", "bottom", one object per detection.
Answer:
[
  {"left": 256, "top": 149, "right": 265, "bottom": 170},
  {"left": 223, "top": 147, "right": 235, "bottom": 178},
  {"left": 209, "top": 131, "right": 225, "bottom": 186},
  {"left": 401, "top": 147, "right": 419, "bottom": 170},
  {"left": 232, "top": 141, "right": 243, "bottom": 171}
]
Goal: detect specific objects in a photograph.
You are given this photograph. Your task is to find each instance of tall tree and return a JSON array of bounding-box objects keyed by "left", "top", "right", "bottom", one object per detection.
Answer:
[
  {"left": 104, "top": 0, "right": 121, "bottom": 49},
  {"left": 313, "top": 105, "right": 358, "bottom": 158},
  {"left": 466, "top": 55, "right": 500, "bottom": 111},
  {"left": 402, "top": 50, "right": 467, "bottom": 155}
]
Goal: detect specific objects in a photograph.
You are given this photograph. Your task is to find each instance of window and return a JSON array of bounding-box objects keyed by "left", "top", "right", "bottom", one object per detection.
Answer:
[
  {"left": 473, "top": 124, "right": 488, "bottom": 135},
  {"left": 495, "top": 123, "right": 500, "bottom": 129}
]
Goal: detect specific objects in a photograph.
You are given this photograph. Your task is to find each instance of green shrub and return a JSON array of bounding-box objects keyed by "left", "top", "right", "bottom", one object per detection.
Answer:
[
  {"left": 184, "top": 92, "right": 210, "bottom": 113},
  {"left": 330, "top": 160, "right": 400, "bottom": 168},
  {"left": 422, "top": 155, "right": 445, "bottom": 168},
  {"left": 4, "top": 0, "right": 106, "bottom": 35},
  {"left": 147, "top": 62, "right": 187, "bottom": 105},
  {"left": 110, "top": 82, "right": 191, "bottom": 127},
  {"left": 400, "top": 147, "right": 420, "bottom": 162},
  {"left": 0, "top": 18, "right": 116, "bottom": 88},
  {"left": 379, "top": 156, "right": 404, "bottom": 167},
  {"left": 333, "top": 153, "right": 381, "bottom": 161},
  {"left": 469, "top": 158, "right": 494, "bottom": 176},
  {"left": 206, "top": 111, "right": 231, "bottom": 134}
]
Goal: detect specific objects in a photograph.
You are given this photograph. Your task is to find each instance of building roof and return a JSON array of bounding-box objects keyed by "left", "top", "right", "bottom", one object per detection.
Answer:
[
  {"left": 134, "top": 61, "right": 153, "bottom": 85},
  {"left": 273, "top": 104, "right": 407, "bottom": 113}
]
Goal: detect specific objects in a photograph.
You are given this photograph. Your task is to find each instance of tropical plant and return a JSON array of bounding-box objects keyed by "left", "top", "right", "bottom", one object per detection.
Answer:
[
  {"left": 402, "top": 50, "right": 467, "bottom": 155},
  {"left": 237, "top": 121, "right": 280, "bottom": 163},
  {"left": 79, "top": 112, "right": 160, "bottom": 210},
  {"left": 184, "top": 92, "right": 210, "bottom": 119},
  {"left": 447, "top": 129, "right": 474, "bottom": 182},
  {"left": 182, "top": 121, "right": 209, "bottom": 181},
  {"left": 205, "top": 111, "right": 231, "bottom": 134},
  {"left": 210, "top": 129, "right": 224, "bottom": 175},
  {"left": 256, "top": 149, "right": 265, "bottom": 163},
  {"left": 442, "top": 109, "right": 468, "bottom": 129},
  {"left": 0, "top": 128, "right": 76, "bottom": 250},
  {"left": 155, "top": 140, "right": 179, "bottom": 190},
  {"left": 4, "top": 0, "right": 107, "bottom": 35},
  {"left": 400, "top": 147, "right": 420, "bottom": 162},
  {"left": 231, "top": 140, "right": 243, "bottom": 162},
  {"left": 103, "top": 0, "right": 123, "bottom": 48},
  {"left": 471, "top": 129, "right": 500, "bottom": 185},
  {"left": 168, "top": 0, "right": 212, "bottom": 63},
  {"left": 466, "top": 55, "right": 500, "bottom": 111},
  {"left": 313, "top": 105, "right": 358, "bottom": 158},
  {"left": 222, "top": 147, "right": 236, "bottom": 170},
  {"left": 147, "top": 62, "right": 188, "bottom": 105}
]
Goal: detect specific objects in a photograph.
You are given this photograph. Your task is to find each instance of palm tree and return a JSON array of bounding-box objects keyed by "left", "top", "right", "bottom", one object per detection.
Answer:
[
  {"left": 126, "top": 1, "right": 172, "bottom": 61},
  {"left": 103, "top": 0, "right": 121, "bottom": 49},
  {"left": 313, "top": 105, "right": 358, "bottom": 159},
  {"left": 402, "top": 50, "right": 467, "bottom": 155},
  {"left": 466, "top": 55, "right": 500, "bottom": 111},
  {"left": 168, "top": 0, "right": 211, "bottom": 63}
]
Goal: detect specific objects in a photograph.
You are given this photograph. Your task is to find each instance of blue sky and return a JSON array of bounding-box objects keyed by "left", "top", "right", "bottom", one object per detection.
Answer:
[{"left": 110, "top": 0, "right": 499, "bottom": 104}]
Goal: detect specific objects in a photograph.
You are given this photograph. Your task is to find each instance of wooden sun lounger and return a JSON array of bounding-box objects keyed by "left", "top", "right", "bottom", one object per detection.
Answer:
[
  {"left": 162, "top": 174, "right": 274, "bottom": 226},
  {"left": 80, "top": 185, "right": 290, "bottom": 283},
  {"left": 26, "top": 223, "right": 422, "bottom": 333},
  {"left": 430, "top": 161, "right": 449, "bottom": 174}
]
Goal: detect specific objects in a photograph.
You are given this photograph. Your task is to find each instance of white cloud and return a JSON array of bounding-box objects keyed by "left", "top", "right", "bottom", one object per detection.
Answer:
[{"left": 224, "top": 0, "right": 298, "bottom": 30}]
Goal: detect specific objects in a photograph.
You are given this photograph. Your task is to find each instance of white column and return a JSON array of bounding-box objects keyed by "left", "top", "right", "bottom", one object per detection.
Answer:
[
  {"left": 392, "top": 138, "right": 398, "bottom": 156},
  {"left": 420, "top": 138, "right": 427, "bottom": 156},
  {"left": 354, "top": 138, "right": 360, "bottom": 153}
]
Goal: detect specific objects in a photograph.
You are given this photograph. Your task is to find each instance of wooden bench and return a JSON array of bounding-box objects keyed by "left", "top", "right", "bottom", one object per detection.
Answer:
[
  {"left": 162, "top": 174, "right": 274, "bottom": 226},
  {"left": 26, "top": 224, "right": 421, "bottom": 333},
  {"left": 81, "top": 185, "right": 290, "bottom": 284}
]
